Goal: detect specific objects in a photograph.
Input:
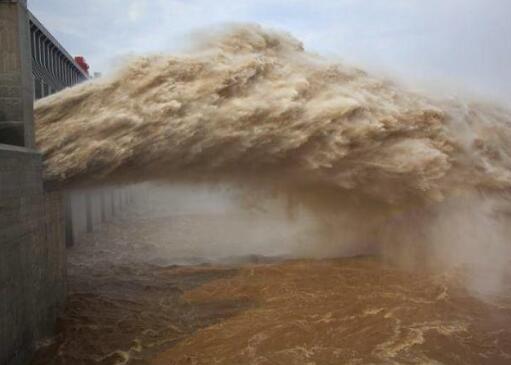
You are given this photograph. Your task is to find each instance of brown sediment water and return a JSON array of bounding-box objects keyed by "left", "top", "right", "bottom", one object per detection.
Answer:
[
  {"left": 31, "top": 197, "right": 511, "bottom": 365},
  {"left": 34, "top": 24, "right": 511, "bottom": 286},
  {"left": 35, "top": 24, "right": 511, "bottom": 202},
  {"left": 153, "top": 260, "right": 511, "bottom": 365},
  {"left": 31, "top": 24, "right": 511, "bottom": 364}
]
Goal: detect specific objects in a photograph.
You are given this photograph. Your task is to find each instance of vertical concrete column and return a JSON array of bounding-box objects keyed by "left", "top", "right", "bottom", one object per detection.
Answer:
[
  {"left": 100, "top": 189, "right": 107, "bottom": 222},
  {"left": 117, "top": 189, "right": 122, "bottom": 212},
  {"left": 64, "top": 193, "right": 74, "bottom": 247},
  {"left": 111, "top": 189, "right": 116, "bottom": 216},
  {"left": 0, "top": 0, "right": 34, "bottom": 147},
  {"left": 85, "top": 192, "right": 93, "bottom": 233}
]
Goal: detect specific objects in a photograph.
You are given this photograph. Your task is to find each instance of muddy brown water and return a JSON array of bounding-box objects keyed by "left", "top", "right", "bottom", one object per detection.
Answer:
[{"left": 32, "top": 207, "right": 511, "bottom": 365}]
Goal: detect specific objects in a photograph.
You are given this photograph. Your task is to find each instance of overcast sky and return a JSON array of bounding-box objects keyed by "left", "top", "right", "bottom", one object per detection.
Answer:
[{"left": 29, "top": 0, "right": 511, "bottom": 102}]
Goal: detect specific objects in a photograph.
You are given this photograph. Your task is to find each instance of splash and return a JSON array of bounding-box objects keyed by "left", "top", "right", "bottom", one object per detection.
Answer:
[
  {"left": 34, "top": 25, "right": 511, "bottom": 292},
  {"left": 35, "top": 24, "right": 511, "bottom": 202}
]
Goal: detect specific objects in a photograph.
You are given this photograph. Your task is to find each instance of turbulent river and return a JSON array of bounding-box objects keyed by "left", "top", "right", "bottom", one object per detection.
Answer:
[
  {"left": 32, "top": 24, "right": 511, "bottom": 364},
  {"left": 32, "top": 185, "right": 511, "bottom": 365}
]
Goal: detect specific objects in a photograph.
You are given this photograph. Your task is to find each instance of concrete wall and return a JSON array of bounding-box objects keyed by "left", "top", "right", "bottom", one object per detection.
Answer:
[
  {"left": 1, "top": 2, "right": 66, "bottom": 364},
  {"left": 0, "top": 144, "right": 66, "bottom": 365},
  {"left": 0, "top": 0, "right": 34, "bottom": 148}
]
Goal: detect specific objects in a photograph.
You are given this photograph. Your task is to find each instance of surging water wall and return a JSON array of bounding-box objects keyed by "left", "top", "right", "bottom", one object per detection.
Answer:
[
  {"left": 33, "top": 24, "right": 511, "bottom": 294},
  {"left": 36, "top": 24, "right": 511, "bottom": 202}
]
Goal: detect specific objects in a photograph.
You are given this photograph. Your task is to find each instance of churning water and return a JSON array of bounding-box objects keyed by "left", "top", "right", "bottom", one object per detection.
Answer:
[{"left": 33, "top": 25, "right": 511, "bottom": 364}]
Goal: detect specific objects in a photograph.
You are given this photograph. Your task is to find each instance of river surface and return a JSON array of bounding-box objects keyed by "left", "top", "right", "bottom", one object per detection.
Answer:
[{"left": 32, "top": 193, "right": 511, "bottom": 365}]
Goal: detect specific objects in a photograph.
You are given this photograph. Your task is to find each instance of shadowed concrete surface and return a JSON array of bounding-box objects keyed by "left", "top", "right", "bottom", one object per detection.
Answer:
[
  {"left": 0, "top": 0, "right": 34, "bottom": 147},
  {"left": 0, "top": 145, "right": 66, "bottom": 365},
  {"left": 1, "top": 1, "right": 66, "bottom": 364}
]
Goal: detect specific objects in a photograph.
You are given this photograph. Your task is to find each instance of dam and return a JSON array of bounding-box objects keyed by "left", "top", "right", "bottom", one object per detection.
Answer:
[
  {"left": 2, "top": 1, "right": 511, "bottom": 364},
  {"left": 0, "top": 1, "right": 130, "bottom": 363}
]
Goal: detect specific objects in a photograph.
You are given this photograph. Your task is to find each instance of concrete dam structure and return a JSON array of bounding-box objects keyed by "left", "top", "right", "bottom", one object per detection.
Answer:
[
  {"left": 0, "top": 1, "right": 130, "bottom": 363},
  {"left": 3, "top": 2, "right": 511, "bottom": 364},
  {"left": 0, "top": 1, "right": 65, "bottom": 364}
]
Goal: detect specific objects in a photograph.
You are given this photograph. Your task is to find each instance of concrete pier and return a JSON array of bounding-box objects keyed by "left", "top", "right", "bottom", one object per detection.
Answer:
[
  {"left": 0, "top": 146, "right": 66, "bottom": 365},
  {"left": 0, "top": 1, "right": 66, "bottom": 364},
  {"left": 63, "top": 186, "right": 134, "bottom": 245}
]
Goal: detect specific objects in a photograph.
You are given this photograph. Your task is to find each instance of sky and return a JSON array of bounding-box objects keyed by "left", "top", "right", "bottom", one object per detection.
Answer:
[{"left": 29, "top": 0, "right": 511, "bottom": 102}]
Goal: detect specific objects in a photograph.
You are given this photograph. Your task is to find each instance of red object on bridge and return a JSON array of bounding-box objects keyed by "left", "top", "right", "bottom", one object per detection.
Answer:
[{"left": 74, "top": 56, "right": 89, "bottom": 75}]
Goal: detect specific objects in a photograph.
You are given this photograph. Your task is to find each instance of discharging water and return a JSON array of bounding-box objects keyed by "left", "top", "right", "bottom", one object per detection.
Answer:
[
  {"left": 31, "top": 24, "right": 511, "bottom": 364},
  {"left": 32, "top": 186, "right": 511, "bottom": 365}
]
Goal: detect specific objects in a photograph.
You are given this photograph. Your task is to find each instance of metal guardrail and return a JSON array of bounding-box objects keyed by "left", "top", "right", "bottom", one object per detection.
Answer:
[{"left": 28, "top": 11, "right": 88, "bottom": 99}]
